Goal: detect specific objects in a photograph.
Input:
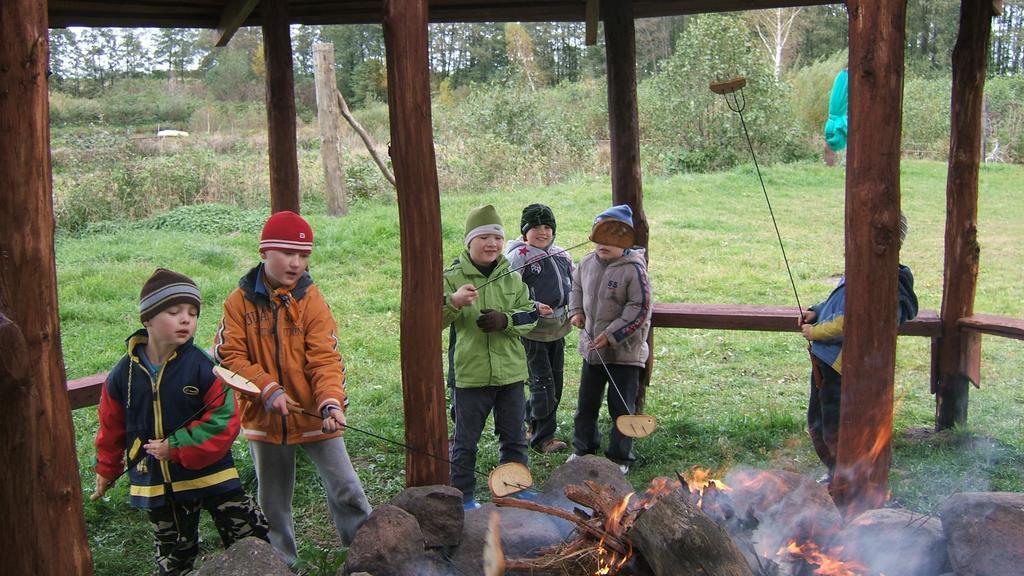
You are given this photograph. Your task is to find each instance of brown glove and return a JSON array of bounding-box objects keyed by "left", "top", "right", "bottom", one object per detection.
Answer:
[{"left": 476, "top": 309, "right": 508, "bottom": 333}]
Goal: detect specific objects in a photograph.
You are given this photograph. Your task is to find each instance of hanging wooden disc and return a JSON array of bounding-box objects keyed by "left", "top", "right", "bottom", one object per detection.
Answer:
[
  {"left": 709, "top": 76, "right": 747, "bottom": 95},
  {"left": 590, "top": 217, "right": 635, "bottom": 249},
  {"left": 212, "top": 365, "right": 262, "bottom": 397},
  {"left": 487, "top": 462, "right": 533, "bottom": 497},
  {"left": 616, "top": 414, "right": 657, "bottom": 438}
]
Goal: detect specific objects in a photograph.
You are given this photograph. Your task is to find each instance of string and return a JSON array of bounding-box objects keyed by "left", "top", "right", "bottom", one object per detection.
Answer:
[{"left": 719, "top": 85, "right": 803, "bottom": 313}]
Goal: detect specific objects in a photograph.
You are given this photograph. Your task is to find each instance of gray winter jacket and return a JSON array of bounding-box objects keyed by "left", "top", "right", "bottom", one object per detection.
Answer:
[{"left": 568, "top": 248, "right": 652, "bottom": 367}]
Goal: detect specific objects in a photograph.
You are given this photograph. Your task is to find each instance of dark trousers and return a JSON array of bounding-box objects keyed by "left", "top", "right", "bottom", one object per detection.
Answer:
[
  {"left": 450, "top": 383, "right": 528, "bottom": 503},
  {"left": 572, "top": 361, "right": 639, "bottom": 465},
  {"left": 147, "top": 488, "right": 269, "bottom": 576},
  {"left": 523, "top": 337, "right": 565, "bottom": 448},
  {"left": 807, "top": 356, "right": 842, "bottom": 476}
]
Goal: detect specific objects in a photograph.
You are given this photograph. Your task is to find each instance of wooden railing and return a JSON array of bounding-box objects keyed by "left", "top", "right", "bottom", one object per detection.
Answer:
[{"left": 68, "top": 305, "right": 1022, "bottom": 411}]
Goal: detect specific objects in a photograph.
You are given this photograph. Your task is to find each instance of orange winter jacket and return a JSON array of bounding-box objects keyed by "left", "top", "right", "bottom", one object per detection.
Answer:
[{"left": 214, "top": 264, "right": 347, "bottom": 445}]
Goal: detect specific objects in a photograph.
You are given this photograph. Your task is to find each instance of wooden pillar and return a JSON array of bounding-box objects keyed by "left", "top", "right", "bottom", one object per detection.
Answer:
[
  {"left": 603, "top": 0, "right": 647, "bottom": 248},
  {"left": 383, "top": 0, "right": 449, "bottom": 487},
  {"left": 603, "top": 0, "right": 655, "bottom": 409},
  {"left": 262, "top": 0, "right": 300, "bottom": 214},
  {"left": 1, "top": 3, "right": 93, "bottom": 572},
  {"left": 313, "top": 43, "right": 348, "bottom": 217},
  {"left": 833, "top": 0, "right": 907, "bottom": 515},
  {"left": 935, "top": 0, "right": 995, "bottom": 430}
]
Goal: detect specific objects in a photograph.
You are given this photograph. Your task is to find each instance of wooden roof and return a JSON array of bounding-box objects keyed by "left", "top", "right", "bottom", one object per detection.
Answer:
[{"left": 50, "top": 0, "right": 835, "bottom": 29}]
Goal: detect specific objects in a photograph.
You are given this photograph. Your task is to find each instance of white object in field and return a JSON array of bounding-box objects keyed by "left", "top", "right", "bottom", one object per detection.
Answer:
[{"left": 157, "top": 129, "right": 189, "bottom": 137}]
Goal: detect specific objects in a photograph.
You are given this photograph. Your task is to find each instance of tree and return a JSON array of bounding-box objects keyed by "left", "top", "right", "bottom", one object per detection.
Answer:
[
  {"left": 505, "top": 23, "right": 544, "bottom": 90},
  {"left": 748, "top": 8, "right": 804, "bottom": 80},
  {"left": 119, "top": 30, "right": 150, "bottom": 78},
  {"left": 47, "top": 28, "right": 80, "bottom": 92},
  {"left": 153, "top": 28, "right": 201, "bottom": 81},
  {"left": 293, "top": 25, "right": 321, "bottom": 77}
]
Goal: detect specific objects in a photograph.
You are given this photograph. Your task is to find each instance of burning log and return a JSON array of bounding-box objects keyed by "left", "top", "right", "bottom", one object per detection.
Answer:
[{"left": 631, "top": 487, "right": 753, "bottom": 576}]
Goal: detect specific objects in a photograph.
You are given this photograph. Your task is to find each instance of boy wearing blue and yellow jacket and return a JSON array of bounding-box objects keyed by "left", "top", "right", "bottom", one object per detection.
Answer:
[
  {"left": 94, "top": 269, "right": 267, "bottom": 576},
  {"left": 443, "top": 204, "right": 538, "bottom": 509},
  {"left": 799, "top": 213, "right": 919, "bottom": 487}
]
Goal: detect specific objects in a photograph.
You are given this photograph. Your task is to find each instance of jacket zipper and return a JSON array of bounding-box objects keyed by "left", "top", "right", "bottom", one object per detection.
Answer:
[
  {"left": 271, "top": 300, "right": 287, "bottom": 445},
  {"left": 148, "top": 353, "right": 176, "bottom": 489}
]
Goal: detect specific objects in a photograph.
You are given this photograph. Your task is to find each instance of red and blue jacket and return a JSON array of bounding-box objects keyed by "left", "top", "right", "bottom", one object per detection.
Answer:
[{"left": 95, "top": 329, "right": 242, "bottom": 509}]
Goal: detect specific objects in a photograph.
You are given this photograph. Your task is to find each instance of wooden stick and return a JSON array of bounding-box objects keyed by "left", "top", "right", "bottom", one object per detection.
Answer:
[{"left": 492, "top": 497, "right": 630, "bottom": 555}]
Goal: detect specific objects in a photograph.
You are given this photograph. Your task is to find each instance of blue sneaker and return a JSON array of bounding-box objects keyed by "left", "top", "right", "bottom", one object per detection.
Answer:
[
  {"left": 509, "top": 489, "right": 539, "bottom": 502},
  {"left": 463, "top": 500, "right": 481, "bottom": 511}
]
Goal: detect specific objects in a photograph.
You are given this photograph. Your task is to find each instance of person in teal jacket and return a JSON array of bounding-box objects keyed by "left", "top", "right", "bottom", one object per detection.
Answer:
[{"left": 443, "top": 204, "right": 538, "bottom": 509}]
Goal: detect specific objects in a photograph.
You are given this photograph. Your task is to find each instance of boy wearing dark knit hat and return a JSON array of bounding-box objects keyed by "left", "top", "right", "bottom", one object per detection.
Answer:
[
  {"left": 94, "top": 268, "right": 268, "bottom": 576},
  {"left": 567, "top": 205, "right": 652, "bottom": 475},
  {"left": 505, "top": 204, "right": 573, "bottom": 454},
  {"left": 799, "top": 212, "right": 918, "bottom": 489},
  {"left": 444, "top": 204, "right": 538, "bottom": 509},
  {"left": 214, "top": 210, "right": 371, "bottom": 565}
]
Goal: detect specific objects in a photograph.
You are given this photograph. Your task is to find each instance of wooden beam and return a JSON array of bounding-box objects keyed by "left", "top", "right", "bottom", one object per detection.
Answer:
[
  {"left": 262, "top": 0, "right": 301, "bottom": 214},
  {"left": 833, "top": 0, "right": 907, "bottom": 515},
  {"left": 585, "top": 0, "right": 599, "bottom": 45},
  {"left": 935, "top": 0, "right": 995, "bottom": 430},
  {"left": 958, "top": 314, "right": 1024, "bottom": 340},
  {"left": 383, "top": 0, "right": 449, "bottom": 488},
  {"left": 214, "top": 0, "right": 259, "bottom": 47},
  {"left": 313, "top": 42, "right": 348, "bottom": 216},
  {"left": 652, "top": 303, "right": 941, "bottom": 337},
  {"left": 1, "top": 0, "right": 93, "bottom": 570},
  {"left": 603, "top": 0, "right": 654, "bottom": 412}
]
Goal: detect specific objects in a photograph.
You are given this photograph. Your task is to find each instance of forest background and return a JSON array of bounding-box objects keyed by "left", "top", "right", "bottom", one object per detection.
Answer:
[
  {"left": 51, "top": 3, "right": 1024, "bottom": 574},
  {"left": 49, "top": 2, "right": 1024, "bottom": 232}
]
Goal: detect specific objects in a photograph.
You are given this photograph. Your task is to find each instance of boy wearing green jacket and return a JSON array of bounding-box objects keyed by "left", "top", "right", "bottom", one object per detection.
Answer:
[{"left": 443, "top": 204, "right": 538, "bottom": 509}]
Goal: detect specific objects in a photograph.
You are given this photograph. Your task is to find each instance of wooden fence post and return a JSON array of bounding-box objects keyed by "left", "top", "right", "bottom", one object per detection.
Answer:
[
  {"left": 313, "top": 42, "right": 348, "bottom": 216},
  {"left": 383, "top": 0, "right": 449, "bottom": 487},
  {"left": 935, "top": 0, "right": 995, "bottom": 430},
  {"left": 1, "top": 2, "right": 93, "bottom": 571},
  {"left": 834, "top": 0, "right": 907, "bottom": 515}
]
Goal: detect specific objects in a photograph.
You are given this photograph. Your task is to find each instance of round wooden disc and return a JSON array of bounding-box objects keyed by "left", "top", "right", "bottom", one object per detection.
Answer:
[
  {"left": 709, "top": 76, "right": 747, "bottom": 95},
  {"left": 488, "top": 462, "right": 533, "bottom": 497},
  {"left": 616, "top": 414, "right": 657, "bottom": 438},
  {"left": 212, "top": 365, "right": 261, "bottom": 397},
  {"left": 590, "top": 218, "right": 635, "bottom": 249}
]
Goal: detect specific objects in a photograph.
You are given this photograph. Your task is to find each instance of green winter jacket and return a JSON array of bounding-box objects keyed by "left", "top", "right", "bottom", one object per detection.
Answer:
[{"left": 443, "top": 252, "right": 538, "bottom": 388}]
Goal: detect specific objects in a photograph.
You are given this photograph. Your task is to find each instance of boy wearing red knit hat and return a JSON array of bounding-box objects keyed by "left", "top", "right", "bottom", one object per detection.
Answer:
[{"left": 214, "top": 211, "right": 371, "bottom": 566}]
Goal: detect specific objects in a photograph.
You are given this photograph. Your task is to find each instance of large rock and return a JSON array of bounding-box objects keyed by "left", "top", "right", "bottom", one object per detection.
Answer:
[
  {"left": 837, "top": 507, "right": 949, "bottom": 576},
  {"left": 390, "top": 485, "right": 464, "bottom": 549},
  {"left": 941, "top": 492, "right": 1024, "bottom": 576},
  {"left": 342, "top": 505, "right": 426, "bottom": 576},
  {"left": 726, "top": 468, "right": 842, "bottom": 558},
  {"left": 196, "top": 537, "right": 291, "bottom": 576},
  {"left": 541, "top": 454, "right": 634, "bottom": 510}
]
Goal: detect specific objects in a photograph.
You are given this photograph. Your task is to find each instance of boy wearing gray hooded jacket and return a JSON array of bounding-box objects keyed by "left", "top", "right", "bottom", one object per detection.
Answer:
[{"left": 567, "top": 205, "right": 652, "bottom": 473}]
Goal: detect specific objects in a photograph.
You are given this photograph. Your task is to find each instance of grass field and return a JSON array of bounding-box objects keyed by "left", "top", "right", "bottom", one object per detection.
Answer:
[{"left": 64, "top": 159, "right": 1023, "bottom": 574}]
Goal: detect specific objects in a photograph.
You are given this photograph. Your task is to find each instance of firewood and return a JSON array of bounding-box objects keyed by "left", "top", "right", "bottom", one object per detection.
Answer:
[{"left": 492, "top": 497, "right": 630, "bottom": 555}]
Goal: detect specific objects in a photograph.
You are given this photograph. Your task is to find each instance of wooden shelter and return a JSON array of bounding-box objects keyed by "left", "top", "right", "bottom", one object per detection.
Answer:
[{"left": 2, "top": 0, "right": 1015, "bottom": 571}]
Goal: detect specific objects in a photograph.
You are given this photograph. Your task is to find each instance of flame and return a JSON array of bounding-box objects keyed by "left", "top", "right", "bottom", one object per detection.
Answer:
[
  {"left": 780, "top": 539, "right": 868, "bottom": 576},
  {"left": 682, "top": 466, "right": 730, "bottom": 492},
  {"left": 638, "top": 476, "right": 679, "bottom": 509},
  {"left": 595, "top": 493, "right": 634, "bottom": 575}
]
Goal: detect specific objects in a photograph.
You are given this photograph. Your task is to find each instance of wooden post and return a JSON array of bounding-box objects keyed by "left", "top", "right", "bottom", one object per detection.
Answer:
[
  {"left": 262, "top": 0, "right": 301, "bottom": 214},
  {"left": 313, "top": 43, "right": 348, "bottom": 216},
  {"left": 935, "top": 0, "right": 995, "bottom": 430},
  {"left": 1, "top": 2, "right": 93, "bottom": 572},
  {"left": 833, "top": 0, "right": 907, "bottom": 515},
  {"left": 603, "top": 0, "right": 654, "bottom": 410},
  {"left": 383, "top": 0, "right": 449, "bottom": 487}
]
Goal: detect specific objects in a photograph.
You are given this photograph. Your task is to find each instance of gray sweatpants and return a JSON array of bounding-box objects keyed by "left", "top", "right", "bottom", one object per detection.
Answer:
[{"left": 249, "top": 436, "right": 371, "bottom": 565}]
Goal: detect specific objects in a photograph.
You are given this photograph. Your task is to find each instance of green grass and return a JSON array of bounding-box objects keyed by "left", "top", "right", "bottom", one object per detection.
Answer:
[{"left": 64, "top": 160, "right": 1024, "bottom": 574}]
